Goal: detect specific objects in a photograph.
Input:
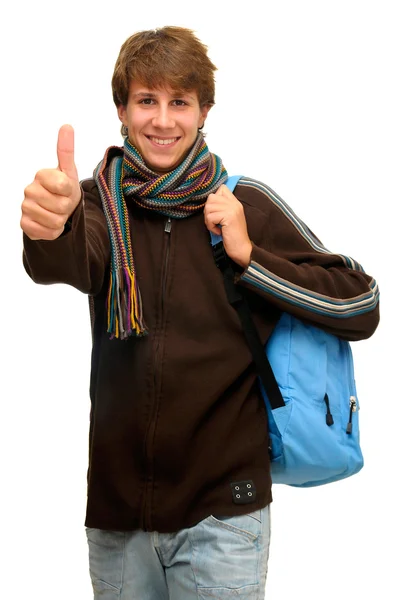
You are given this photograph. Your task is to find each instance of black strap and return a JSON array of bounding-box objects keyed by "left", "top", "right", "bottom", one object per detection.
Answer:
[{"left": 213, "top": 242, "right": 285, "bottom": 410}]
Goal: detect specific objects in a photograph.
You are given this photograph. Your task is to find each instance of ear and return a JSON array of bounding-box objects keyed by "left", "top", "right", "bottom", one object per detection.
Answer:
[
  {"left": 117, "top": 105, "right": 128, "bottom": 125},
  {"left": 199, "top": 104, "right": 212, "bottom": 128}
]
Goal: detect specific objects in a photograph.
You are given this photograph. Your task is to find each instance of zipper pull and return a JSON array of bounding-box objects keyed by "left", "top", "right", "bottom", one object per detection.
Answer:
[
  {"left": 165, "top": 217, "right": 172, "bottom": 233},
  {"left": 324, "top": 393, "right": 334, "bottom": 426},
  {"left": 346, "top": 396, "right": 357, "bottom": 434}
]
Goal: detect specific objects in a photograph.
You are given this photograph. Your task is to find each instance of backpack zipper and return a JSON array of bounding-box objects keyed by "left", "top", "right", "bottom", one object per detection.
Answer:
[
  {"left": 324, "top": 393, "right": 334, "bottom": 426},
  {"left": 343, "top": 341, "right": 359, "bottom": 435},
  {"left": 346, "top": 396, "right": 357, "bottom": 434}
]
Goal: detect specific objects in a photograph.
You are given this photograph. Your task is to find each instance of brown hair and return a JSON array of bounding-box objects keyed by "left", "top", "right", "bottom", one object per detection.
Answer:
[{"left": 111, "top": 26, "right": 217, "bottom": 108}]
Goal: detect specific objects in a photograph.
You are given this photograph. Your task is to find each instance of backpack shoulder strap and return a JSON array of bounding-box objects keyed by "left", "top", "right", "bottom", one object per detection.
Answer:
[{"left": 209, "top": 175, "right": 285, "bottom": 411}]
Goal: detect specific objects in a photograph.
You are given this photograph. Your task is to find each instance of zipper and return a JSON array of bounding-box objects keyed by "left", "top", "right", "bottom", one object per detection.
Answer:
[
  {"left": 343, "top": 342, "right": 358, "bottom": 435},
  {"left": 324, "top": 393, "right": 334, "bottom": 426},
  {"left": 162, "top": 218, "right": 172, "bottom": 305},
  {"left": 143, "top": 217, "right": 172, "bottom": 531},
  {"left": 346, "top": 396, "right": 357, "bottom": 434}
]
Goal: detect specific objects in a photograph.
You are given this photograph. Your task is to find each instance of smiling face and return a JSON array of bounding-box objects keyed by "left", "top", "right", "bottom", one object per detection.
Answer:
[{"left": 117, "top": 81, "right": 211, "bottom": 173}]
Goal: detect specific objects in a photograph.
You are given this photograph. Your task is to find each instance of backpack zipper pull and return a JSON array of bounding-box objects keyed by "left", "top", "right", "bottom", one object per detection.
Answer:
[
  {"left": 346, "top": 396, "right": 357, "bottom": 434},
  {"left": 324, "top": 393, "right": 334, "bottom": 426}
]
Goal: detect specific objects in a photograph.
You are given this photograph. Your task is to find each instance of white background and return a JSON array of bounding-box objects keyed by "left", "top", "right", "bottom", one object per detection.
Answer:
[{"left": 1, "top": 1, "right": 396, "bottom": 598}]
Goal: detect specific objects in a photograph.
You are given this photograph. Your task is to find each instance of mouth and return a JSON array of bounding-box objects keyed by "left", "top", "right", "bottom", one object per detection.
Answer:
[{"left": 145, "top": 135, "right": 180, "bottom": 147}]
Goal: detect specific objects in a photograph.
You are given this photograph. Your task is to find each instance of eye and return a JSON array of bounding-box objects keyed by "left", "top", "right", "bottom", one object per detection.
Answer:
[
  {"left": 173, "top": 99, "right": 188, "bottom": 106},
  {"left": 139, "top": 98, "right": 155, "bottom": 105}
]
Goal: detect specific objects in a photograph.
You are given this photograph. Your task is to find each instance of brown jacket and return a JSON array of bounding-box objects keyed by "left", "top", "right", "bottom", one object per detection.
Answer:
[{"left": 23, "top": 176, "right": 379, "bottom": 533}]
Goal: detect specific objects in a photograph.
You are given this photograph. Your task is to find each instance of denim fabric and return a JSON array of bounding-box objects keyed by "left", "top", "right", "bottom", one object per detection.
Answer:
[{"left": 86, "top": 506, "right": 271, "bottom": 599}]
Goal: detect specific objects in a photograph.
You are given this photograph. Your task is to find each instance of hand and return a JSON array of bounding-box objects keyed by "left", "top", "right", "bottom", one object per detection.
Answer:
[
  {"left": 21, "top": 125, "right": 82, "bottom": 241},
  {"left": 204, "top": 184, "right": 252, "bottom": 269}
]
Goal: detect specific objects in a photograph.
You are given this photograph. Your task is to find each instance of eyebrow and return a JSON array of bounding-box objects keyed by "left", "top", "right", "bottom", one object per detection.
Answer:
[{"left": 132, "top": 91, "right": 195, "bottom": 101}]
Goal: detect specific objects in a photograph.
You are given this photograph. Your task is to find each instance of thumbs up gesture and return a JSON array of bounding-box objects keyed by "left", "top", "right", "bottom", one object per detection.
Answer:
[{"left": 21, "top": 125, "right": 82, "bottom": 240}]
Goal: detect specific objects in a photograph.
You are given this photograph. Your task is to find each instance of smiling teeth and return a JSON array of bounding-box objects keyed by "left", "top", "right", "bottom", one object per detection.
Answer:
[{"left": 149, "top": 137, "right": 178, "bottom": 145}]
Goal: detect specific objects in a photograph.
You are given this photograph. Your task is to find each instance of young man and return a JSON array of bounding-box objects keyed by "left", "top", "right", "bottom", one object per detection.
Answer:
[{"left": 21, "top": 26, "right": 379, "bottom": 600}]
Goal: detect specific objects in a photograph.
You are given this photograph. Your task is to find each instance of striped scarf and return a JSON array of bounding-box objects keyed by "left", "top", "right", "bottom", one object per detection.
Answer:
[{"left": 94, "top": 132, "right": 228, "bottom": 340}]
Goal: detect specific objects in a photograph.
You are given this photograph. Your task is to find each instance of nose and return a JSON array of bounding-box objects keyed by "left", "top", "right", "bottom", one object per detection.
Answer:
[{"left": 151, "top": 104, "right": 176, "bottom": 130}]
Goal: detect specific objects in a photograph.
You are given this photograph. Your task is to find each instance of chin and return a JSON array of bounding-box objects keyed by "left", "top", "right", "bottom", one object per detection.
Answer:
[
  {"left": 149, "top": 159, "right": 179, "bottom": 173},
  {"left": 147, "top": 163, "right": 170, "bottom": 173}
]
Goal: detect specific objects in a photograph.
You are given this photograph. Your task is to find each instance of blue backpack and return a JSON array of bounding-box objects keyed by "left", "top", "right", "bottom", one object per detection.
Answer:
[{"left": 210, "top": 176, "right": 363, "bottom": 487}]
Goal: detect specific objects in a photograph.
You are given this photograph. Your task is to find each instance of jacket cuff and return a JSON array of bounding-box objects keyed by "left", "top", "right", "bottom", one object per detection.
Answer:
[{"left": 233, "top": 241, "right": 255, "bottom": 282}]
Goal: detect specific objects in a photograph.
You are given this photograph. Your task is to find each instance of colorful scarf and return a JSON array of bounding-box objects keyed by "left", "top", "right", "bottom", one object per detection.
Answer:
[{"left": 94, "top": 132, "right": 228, "bottom": 340}]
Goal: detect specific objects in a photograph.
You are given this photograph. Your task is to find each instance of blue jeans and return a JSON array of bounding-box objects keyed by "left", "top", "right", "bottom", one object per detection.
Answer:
[{"left": 86, "top": 506, "right": 271, "bottom": 599}]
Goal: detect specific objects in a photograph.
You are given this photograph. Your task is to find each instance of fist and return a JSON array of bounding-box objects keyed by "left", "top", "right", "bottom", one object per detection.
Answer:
[
  {"left": 21, "top": 125, "right": 81, "bottom": 241},
  {"left": 205, "top": 184, "right": 252, "bottom": 269}
]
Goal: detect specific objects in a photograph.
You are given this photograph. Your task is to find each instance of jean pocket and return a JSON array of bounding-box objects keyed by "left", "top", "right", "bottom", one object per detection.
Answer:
[
  {"left": 86, "top": 528, "right": 125, "bottom": 594},
  {"left": 191, "top": 510, "right": 265, "bottom": 591},
  {"left": 209, "top": 509, "right": 263, "bottom": 542}
]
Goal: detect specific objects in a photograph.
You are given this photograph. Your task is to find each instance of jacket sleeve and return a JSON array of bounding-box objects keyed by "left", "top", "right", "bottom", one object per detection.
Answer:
[
  {"left": 234, "top": 178, "right": 380, "bottom": 341},
  {"left": 22, "top": 179, "right": 110, "bottom": 296}
]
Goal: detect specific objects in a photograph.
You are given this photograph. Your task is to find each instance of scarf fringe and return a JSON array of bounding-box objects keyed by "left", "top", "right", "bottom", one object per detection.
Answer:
[{"left": 107, "top": 268, "right": 146, "bottom": 340}]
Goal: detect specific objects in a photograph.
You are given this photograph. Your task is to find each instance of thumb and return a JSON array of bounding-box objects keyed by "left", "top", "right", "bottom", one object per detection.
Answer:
[
  {"left": 57, "top": 124, "right": 79, "bottom": 181},
  {"left": 215, "top": 184, "right": 229, "bottom": 198}
]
